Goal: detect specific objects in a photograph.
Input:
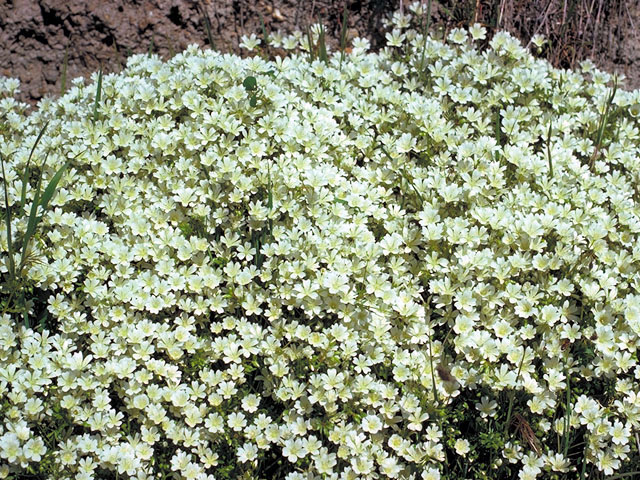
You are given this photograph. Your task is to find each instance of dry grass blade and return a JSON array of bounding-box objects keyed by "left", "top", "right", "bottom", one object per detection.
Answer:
[{"left": 511, "top": 413, "right": 542, "bottom": 455}]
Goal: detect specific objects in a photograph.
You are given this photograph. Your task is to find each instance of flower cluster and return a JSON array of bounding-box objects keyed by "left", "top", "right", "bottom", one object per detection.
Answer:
[{"left": 1, "top": 2, "right": 640, "bottom": 479}]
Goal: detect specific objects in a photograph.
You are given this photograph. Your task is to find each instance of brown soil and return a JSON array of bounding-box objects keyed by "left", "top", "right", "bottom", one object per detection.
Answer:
[{"left": 1, "top": 0, "right": 639, "bottom": 109}]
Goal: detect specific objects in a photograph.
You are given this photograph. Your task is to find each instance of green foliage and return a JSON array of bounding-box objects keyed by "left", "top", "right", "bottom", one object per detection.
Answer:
[{"left": 242, "top": 75, "right": 259, "bottom": 107}]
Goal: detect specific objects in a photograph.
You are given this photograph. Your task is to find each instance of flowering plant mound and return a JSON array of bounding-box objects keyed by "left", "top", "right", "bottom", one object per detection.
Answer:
[{"left": 1, "top": 3, "right": 640, "bottom": 479}]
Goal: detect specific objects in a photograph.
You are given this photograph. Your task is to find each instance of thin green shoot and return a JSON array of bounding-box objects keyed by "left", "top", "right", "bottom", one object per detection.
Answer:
[
  {"left": 259, "top": 13, "right": 269, "bottom": 49},
  {"left": 0, "top": 153, "right": 16, "bottom": 289},
  {"left": 562, "top": 371, "right": 571, "bottom": 457},
  {"left": 339, "top": 7, "right": 349, "bottom": 69},
  {"left": 60, "top": 46, "right": 69, "bottom": 95},
  {"left": 148, "top": 34, "right": 155, "bottom": 57},
  {"left": 198, "top": 0, "right": 215, "bottom": 49},
  {"left": 559, "top": 347, "right": 572, "bottom": 458},
  {"left": 317, "top": 23, "right": 328, "bottom": 64},
  {"left": 267, "top": 159, "right": 273, "bottom": 239},
  {"left": 19, "top": 121, "right": 50, "bottom": 213},
  {"left": 546, "top": 119, "right": 553, "bottom": 179},
  {"left": 425, "top": 295, "right": 439, "bottom": 407},
  {"left": 590, "top": 75, "right": 618, "bottom": 167},
  {"left": 306, "top": 27, "right": 315, "bottom": 63},
  {"left": 418, "top": 0, "right": 432, "bottom": 76},
  {"left": 92, "top": 68, "right": 103, "bottom": 124},
  {"left": 494, "top": 109, "right": 502, "bottom": 147}
]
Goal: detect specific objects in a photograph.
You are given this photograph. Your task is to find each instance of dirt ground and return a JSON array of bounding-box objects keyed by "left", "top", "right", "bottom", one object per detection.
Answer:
[{"left": 1, "top": 0, "right": 639, "bottom": 109}]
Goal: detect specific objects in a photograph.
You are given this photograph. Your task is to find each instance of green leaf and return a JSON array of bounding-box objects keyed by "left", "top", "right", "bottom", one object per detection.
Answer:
[
  {"left": 243, "top": 76, "right": 257, "bottom": 91},
  {"left": 38, "top": 160, "right": 69, "bottom": 213},
  {"left": 19, "top": 156, "right": 69, "bottom": 274},
  {"left": 249, "top": 95, "right": 257, "bottom": 108}
]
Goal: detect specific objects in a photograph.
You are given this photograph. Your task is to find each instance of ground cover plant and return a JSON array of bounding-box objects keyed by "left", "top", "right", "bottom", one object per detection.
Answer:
[{"left": 1, "top": 2, "right": 640, "bottom": 479}]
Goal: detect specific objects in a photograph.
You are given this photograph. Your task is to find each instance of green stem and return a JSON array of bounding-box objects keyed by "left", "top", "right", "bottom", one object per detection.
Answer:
[{"left": 503, "top": 346, "right": 527, "bottom": 437}]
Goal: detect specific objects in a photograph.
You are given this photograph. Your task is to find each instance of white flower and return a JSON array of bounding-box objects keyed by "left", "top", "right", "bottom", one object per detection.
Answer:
[
  {"left": 531, "top": 34, "right": 546, "bottom": 48},
  {"left": 476, "top": 396, "right": 498, "bottom": 418},
  {"left": 239, "top": 33, "right": 261, "bottom": 51},
  {"left": 454, "top": 438, "right": 470, "bottom": 456},
  {"left": 237, "top": 443, "right": 258, "bottom": 463},
  {"left": 0, "top": 433, "right": 21, "bottom": 463},
  {"left": 282, "top": 438, "right": 306, "bottom": 463},
  {"left": 469, "top": 23, "right": 487, "bottom": 41},
  {"left": 362, "top": 414, "right": 384, "bottom": 434}
]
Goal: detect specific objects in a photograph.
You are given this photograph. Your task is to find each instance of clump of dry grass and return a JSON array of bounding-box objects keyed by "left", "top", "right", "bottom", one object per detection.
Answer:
[{"left": 435, "top": 0, "right": 637, "bottom": 82}]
